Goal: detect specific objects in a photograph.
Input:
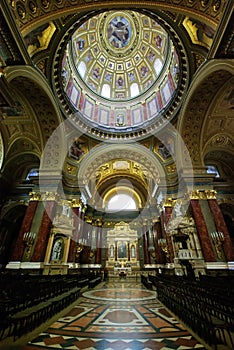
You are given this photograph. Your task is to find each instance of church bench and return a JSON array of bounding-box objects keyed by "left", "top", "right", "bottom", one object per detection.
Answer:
[{"left": 89, "top": 276, "right": 102, "bottom": 288}]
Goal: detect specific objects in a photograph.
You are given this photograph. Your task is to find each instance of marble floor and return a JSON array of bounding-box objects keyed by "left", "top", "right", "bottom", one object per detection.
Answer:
[{"left": 6, "top": 279, "right": 209, "bottom": 350}]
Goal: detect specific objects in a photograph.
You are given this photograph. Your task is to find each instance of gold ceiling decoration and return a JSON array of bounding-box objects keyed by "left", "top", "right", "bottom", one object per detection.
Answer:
[{"left": 95, "top": 159, "right": 149, "bottom": 188}]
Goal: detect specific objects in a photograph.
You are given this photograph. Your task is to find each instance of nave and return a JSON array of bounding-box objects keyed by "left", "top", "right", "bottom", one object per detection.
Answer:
[{"left": 3, "top": 277, "right": 207, "bottom": 350}]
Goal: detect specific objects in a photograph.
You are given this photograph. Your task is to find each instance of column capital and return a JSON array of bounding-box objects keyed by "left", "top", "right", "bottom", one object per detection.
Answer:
[
  {"left": 205, "top": 190, "right": 217, "bottom": 199},
  {"left": 41, "top": 192, "right": 60, "bottom": 201},
  {"left": 29, "top": 191, "right": 41, "bottom": 201},
  {"left": 189, "top": 189, "right": 217, "bottom": 200},
  {"left": 164, "top": 198, "right": 174, "bottom": 207},
  {"left": 70, "top": 198, "right": 83, "bottom": 208}
]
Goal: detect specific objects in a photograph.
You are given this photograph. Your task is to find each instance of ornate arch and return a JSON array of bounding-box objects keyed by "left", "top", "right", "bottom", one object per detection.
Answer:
[
  {"left": 4, "top": 66, "right": 65, "bottom": 173},
  {"left": 178, "top": 59, "right": 234, "bottom": 168}
]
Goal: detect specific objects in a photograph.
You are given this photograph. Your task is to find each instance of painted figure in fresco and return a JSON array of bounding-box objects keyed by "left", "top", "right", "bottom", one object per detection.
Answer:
[
  {"left": 24, "top": 23, "right": 49, "bottom": 49},
  {"left": 140, "top": 66, "right": 148, "bottom": 78},
  {"left": 92, "top": 67, "right": 101, "bottom": 79},
  {"left": 69, "top": 139, "right": 85, "bottom": 160},
  {"left": 77, "top": 38, "right": 85, "bottom": 50},
  {"left": 108, "top": 17, "right": 130, "bottom": 48},
  {"left": 155, "top": 34, "right": 163, "bottom": 48},
  {"left": 117, "top": 76, "right": 124, "bottom": 88}
]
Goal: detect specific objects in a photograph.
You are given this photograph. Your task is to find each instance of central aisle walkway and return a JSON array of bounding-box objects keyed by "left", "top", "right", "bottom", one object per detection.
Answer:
[{"left": 21, "top": 278, "right": 207, "bottom": 350}]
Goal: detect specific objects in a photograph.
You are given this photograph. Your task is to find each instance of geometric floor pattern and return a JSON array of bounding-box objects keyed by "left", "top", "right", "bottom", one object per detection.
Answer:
[{"left": 21, "top": 280, "right": 208, "bottom": 350}]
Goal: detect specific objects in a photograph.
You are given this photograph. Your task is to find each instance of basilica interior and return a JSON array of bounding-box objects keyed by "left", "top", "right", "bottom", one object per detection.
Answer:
[{"left": 0, "top": 0, "right": 234, "bottom": 349}]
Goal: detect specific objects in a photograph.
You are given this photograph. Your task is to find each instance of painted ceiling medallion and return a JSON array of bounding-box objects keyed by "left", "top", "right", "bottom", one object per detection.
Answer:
[{"left": 102, "top": 12, "right": 137, "bottom": 55}]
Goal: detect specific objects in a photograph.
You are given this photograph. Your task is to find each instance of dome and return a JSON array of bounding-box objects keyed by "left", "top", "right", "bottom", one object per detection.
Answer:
[{"left": 54, "top": 10, "right": 189, "bottom": 140}]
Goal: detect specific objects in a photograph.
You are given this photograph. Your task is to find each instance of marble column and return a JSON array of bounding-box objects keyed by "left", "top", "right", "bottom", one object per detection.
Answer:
[
  {"left": 95, "top": 223, "right": 102, "bottom": 265},
  {"left": 163, "top": 199, "right": 174, "bottom": 262},
  {"left": 11, "top": 192, "right": 40, "bottom": 261},
  {"left": 80, "top": 217, "right": 91, "bottom": 264},
  {"left": 153, "top": 220, "right": 164, "bottom": 264},
  {"left": 190, "top": 199, "right": 216, "bottom": 262},
  {"left": 159, "top": 211, "right": 167, "bottom": 264},
  {"left": 208, "top": 198, "right": 234, "bottom": 261},
  {"left": 68, "top": 200, "right": 82, "bottom": 263},
  {"left": 31, "top": 193, "right": 57, "bottom": 262},
  {"left": 127, "top": 242, "right": 130, "bottom": 261},
  {"left": 142, "top": 223, "right": 150, "bottom": 265},
  {"left": 115, "top": 241, "right": 118, "bottom": 261}
]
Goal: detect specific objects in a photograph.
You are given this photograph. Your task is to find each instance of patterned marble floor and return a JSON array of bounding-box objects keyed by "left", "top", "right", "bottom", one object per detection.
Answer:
[{"left": 20, "top": 280, "right": 208, "bottom": 350}]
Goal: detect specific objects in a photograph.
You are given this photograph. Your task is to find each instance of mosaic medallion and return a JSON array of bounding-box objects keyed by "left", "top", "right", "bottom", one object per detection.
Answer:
[{"left": 83, "top": 288, "right": 156, "bottom": 301}]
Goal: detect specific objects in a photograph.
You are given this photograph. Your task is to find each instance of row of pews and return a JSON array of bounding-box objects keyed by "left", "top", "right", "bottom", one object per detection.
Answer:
[
  {"left": 148, "top": 274, "right": 234, "bottom": 350},
  {"left": 0, "top": 271, "right": 102, "bottom": 341}
]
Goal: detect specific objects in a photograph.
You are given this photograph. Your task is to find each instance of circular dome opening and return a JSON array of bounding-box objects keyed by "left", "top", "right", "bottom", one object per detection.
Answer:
[{"left": 54, "top": 9, "right": 189, "bottom": 140}]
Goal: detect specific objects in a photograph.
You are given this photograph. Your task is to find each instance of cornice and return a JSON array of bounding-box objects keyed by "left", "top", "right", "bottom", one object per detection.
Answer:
[{"left": 8, "top": 0, "right": 223, "bottom": 33}]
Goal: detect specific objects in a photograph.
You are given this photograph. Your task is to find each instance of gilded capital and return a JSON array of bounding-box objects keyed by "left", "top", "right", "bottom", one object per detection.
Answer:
[
  {"left": 190, "top": 189, "right": 217, "bottom": 200},
  {"left": 205, "top": 190, "right": 217, "bottom": 199},
  {"left": 71, "top": 198, "right": 83, "bottom": 208},
  {"left": 29, "top": 191, "right": 41, "bottom": 201},
  {"left": 41, "top": 192, "right": 59, "bottom": 201},
  {"left": 190, "top": 190, "right": 206, "bottom": 200},
  {"left": 81, "top": 205, "right": 87, "bottom": 213},
  {"left": 164, "top": 198, "right": 174, "bottom": 207}
]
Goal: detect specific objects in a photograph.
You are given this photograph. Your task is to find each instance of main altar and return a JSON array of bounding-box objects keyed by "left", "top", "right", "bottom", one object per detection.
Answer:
[{"left": 106, "top": 222, "right": 140, "bottom": 275}]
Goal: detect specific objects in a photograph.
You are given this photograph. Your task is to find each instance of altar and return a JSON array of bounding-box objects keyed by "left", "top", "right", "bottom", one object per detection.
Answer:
[{"left": 114, "top": 266, "right": 132, "bottom": 275}]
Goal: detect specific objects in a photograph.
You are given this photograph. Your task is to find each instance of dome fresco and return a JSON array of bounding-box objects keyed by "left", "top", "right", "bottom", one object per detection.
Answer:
[{"left": 58, "top": 10, "right": 187, "bottom": 137}]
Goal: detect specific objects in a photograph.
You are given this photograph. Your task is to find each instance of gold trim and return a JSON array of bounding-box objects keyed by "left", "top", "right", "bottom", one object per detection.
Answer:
[
  {"left": 205, "top": 190, "right": 217, "bottom": 199},
  {"left": 164, "top": 198, "right": 174, "bottom": 207},
  {"left": 29, "top": 191, "right": 41, "bottom": 201},
  {"left": 71, "top": 199, "right": 83, "bottom": 208},
  {"left": 190, "top": 189, "right": 217, "bottom": 200},
  {"left": 41, "top": 192, "right": 59, "bottom": 201}
]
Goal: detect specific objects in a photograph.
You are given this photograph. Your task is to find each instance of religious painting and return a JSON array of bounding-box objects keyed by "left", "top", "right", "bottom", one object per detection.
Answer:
[
  {"left": 69, "top": 139, "right": 85, "bottom": 161},
  {"left": 51, "top": 236, "right": 64, "bottom": 261},
  {"left": 107, "top": 16, "right": 132, "bottom": 49},
  {"left": 118, "top": 243, "right": 127, "bottom": 258}
]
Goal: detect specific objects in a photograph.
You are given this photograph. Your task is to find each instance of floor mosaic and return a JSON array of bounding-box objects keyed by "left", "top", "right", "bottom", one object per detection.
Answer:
[{"left": 20, "top": 281, "right": 207, "bottom": 350}]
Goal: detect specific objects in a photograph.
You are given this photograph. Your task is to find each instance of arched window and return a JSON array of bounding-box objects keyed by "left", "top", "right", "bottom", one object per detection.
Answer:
[
  {"left": 101, "top": 84, "right": 111, "bottom": 98},
  {"left": 26, "top": 168, "right": 39, "bottom": 180},
  {"left": 130, "top": 83, "right": 139, "bottom": 98},
  {"left": 154, "top": 58, "right": 163, "bottom": 75},
  {"left": 107, "top": 193, "right": 137, "bottom": 210},
  {"left": 206, "top": 165, "right": 220, "bottom": 178},
  {"left": 77, "top": 61, "right": 86, "bottom": 78}
]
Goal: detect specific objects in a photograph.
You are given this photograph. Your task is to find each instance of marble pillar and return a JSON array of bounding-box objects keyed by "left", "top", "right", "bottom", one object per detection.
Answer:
[
  {"left": 68, "top": 202, "right": 81, "bottom": 262},
  {"left": 190, "top": 200, "right": 216, "bottom": 262},
  {"left": 164, "top": 204, "right": 174, "bottom": 262},
  {"left": 142, "top": 224, "right": 150, "bottom": 265},
  {"left": 95, "top": 224, "right": 102, "bottom": 264},
  {"left": 11, "top": 196, "right": 39, "bottom": 261},
  {"left": 208, "top": 199, "right": 234, "bottom": 261},
  {"left": 31, "top": 197, "right": 57, "bottom": 262}
]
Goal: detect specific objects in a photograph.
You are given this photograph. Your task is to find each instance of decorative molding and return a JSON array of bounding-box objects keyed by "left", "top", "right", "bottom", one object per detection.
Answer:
[{"left": 9, "top": 0, "right": 223, "bottom": 31}]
